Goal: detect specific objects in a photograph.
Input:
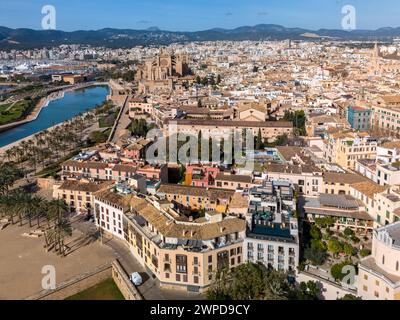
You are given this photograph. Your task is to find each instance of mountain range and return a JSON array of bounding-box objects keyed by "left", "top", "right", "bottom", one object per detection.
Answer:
[{"left": 1, "top": 24, "right": 400, "bottom": 49}]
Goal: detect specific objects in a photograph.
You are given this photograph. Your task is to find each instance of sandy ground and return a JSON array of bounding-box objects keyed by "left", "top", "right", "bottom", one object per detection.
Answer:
[{"left": 0, "top": 221, "right": 116, "bottom": 300}]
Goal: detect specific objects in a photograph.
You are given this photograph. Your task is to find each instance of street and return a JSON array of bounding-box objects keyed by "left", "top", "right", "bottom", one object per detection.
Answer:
[{"left": 71, "top": 216, "right": 204, "bottom": 300}]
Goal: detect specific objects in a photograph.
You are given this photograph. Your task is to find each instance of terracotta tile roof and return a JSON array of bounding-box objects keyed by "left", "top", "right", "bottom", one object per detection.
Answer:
[
  {"left": 113, "top": 164, "right": 137, "bottom": 173},
  {"left": 381, "top": 141, "right": 400, "bottom": 150},
  {"left": 323, "top": 172, "right": 369, "bottom": 185},
  {"left": 276, "top": 146, "right": 302, "bottom": 161},
  {"left": 229, "top": 192, "right": 249, "bottom": 208},
  {"left": 58, "top": 180, "right": 113, "bottom": 193},
  {"left": 129, "top": 197, "right": 246, "bottom": 240},
  {"left": 351, "top": 181, "right": 388, "bottom": 198},
  {"left": 382, "top": 95, "right": 400, "bottom": 104},
  {"left": 94, "top": 189, "right": 134, "bottom": 211},
  {"left": 158, "top": 184, "right": 234, "bottom": 200},
  {"left": 215, "top": 173, "right": 252, "bottom": 183},
  {"left": 166, "top": 119, "right": 293, "bottom": 128},
  {"left": 63, "top": 160, "right": 109, "bottom": 170}
]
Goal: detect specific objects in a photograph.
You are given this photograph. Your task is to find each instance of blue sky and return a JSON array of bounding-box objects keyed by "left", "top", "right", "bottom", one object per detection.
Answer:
[{"left": 0, "top": 0, "right": 399, "bottom": 31}]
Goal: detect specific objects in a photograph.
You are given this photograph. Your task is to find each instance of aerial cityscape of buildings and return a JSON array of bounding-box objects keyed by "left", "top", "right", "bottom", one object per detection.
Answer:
[{"left": 2, "top": 21, "right": 400, "bottom": 303}]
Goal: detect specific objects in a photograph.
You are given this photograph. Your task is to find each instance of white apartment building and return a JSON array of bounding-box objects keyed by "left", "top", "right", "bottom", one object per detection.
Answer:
[
  {"left": 243, "top": 181, "right": 299, "bottom": 273},
  {"left": 377, "top": 141, "right": 400, "bottom": 164},
  {"left": 358, "top": 222, "right": 400, "bottom": 300},
  {"left": 264, "top": 163, "right": 323, "bottom": 197},
  {"left": 94, "top": 189, "right": 127, "bottom": 240}
]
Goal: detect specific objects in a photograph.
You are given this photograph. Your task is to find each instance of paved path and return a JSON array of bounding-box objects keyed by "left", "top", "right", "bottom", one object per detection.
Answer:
[{"left": 108, "top": 95, "right": 130, "bottom": 143}]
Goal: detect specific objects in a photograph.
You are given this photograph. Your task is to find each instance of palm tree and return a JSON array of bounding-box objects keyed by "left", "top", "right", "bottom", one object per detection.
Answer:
[
  {"left": 0, "top": 194, "right": 12, "bottom": 219},
  {"left": 4, "top": 149, "right": 13, "bottom": 162},
  {"left": 12, "top": 190, "right": 30, "bottom": 226},
  {"left": 0, "top": 162, "right": 23, "bottom": 195},
  {"left": 55, "top": 216, "right": 72, "bottom": 256},
  {"left": 4, "top": 191, "right": 20, "bottom": 224},
  {"left": 22, "top": 194, "right": 43, "bottom": 228},
  {"left": 44, "top": 199, "right": 71, "bottom": 255}
]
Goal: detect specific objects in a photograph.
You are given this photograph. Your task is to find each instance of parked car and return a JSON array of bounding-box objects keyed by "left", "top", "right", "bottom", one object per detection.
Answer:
[{"left": 129, "top": 272, "right": 142, "bottom": 286}]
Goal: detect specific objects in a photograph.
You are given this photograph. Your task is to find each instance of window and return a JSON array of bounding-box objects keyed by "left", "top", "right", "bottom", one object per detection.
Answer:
[
  {"left": 363, "top": 285, "right": 368, "bottom": 292},
  {"left": 375, "top": 280, "right": 380, "bottom": 286},
  {"left": 364, "top": 274, "right": 368, "bottom": 280},
  {"left": 382, "top": 255, "right": 385, "bottom": 265},
  {"left": 176, "top": 255, "right": 188, "bottom": 273},
  {"left": 176, "top": 274, "right": 180, "bottom": 282},
  {"left": 217, "top": 251, "right": 229, "bottom": 270},
  {"left": 193, "top": 257, "right": 198, "bottom": 265},
  {"left": 208, "top": 255, "right": 212, "bottom": 264},
  {"left": 374, "top": 291, "right": 379, "bottom": 298},
  {"left": 194, "top": 276, "right": 199, "bottom": 284},
  {"left": 396, "top": 261, "right": 399, "bottom": 271}
]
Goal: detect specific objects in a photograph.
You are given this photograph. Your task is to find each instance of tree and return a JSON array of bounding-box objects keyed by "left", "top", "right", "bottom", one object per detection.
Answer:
[
  {"left": 283, "top": 110, "right": 307, "bottom": 136},
  {"left": 207, "top": 262, "right": 296, "bottom": 300},
  {"left": 343, "top": 243, "right": 355, "bottom": 256},
  {"left": 273, "top": 134, "right": 288, "bottom": 146},
  {"left": 310, "top": 225, "right": 322, "bottom": 240},
  {"left": 315, "top": 216, "right": 335, "bottom": 228},
  {"left": 310, "top": 239, "right": 326, "bottom": 251},
  {"left": 296, "top": 281, "right": 321, "bottom": 300},
  {"left": 0, "top": 162, "right": 23, "bottom": 195},
  {"left": 131, "top": 119, "right": 153, "bottom": 137},
  {"left": 256, "top": 128, "right": 263, "bottom": 150},
  {"left": 44, "top": 199, "right": 71, "bottom": 256},
  {"left": 343, "top": 227, "right": 355, "bottom": 238},
  {"left": 331, "top": 261, "right": 354, "bottom": 281},
  {"left": 304, "top": 247, "right": 327, "bottom": 265},
  {"left": 327, "top": 238, "right": 343, "bottom": 256},
  {"left": 359, "top": 248, "right": 371, "bottom": 257},
  {"left": 339, "top": 294, "right": 361, "bottom": 300},
  {"left": 264, "top": 269, "right": 292, "bottom": 300},
  {"left": 89, "top": 131, "right": 108, "bottom": 144}
]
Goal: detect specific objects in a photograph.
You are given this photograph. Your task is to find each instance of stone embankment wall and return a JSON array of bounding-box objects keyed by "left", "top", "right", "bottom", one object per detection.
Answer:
[{"left": 25, "top": 259, "right": 142, "bottom": 300}]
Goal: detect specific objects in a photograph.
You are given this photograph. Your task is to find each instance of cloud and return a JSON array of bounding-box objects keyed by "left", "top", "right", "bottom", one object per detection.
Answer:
[
  {"left": 137, "top": 20, "right": 151, "bottom": 24},
  {"left": 258, "top": 11, "right": 268, "bottom": 16},
  {"left": 225, "top": 12, "right": 233, "bottom": 16}
]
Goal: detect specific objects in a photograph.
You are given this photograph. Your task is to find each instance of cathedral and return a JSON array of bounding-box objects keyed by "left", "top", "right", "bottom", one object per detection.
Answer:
[{"left": 137, "top": 49, "right": 189, "bottom": 81}]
